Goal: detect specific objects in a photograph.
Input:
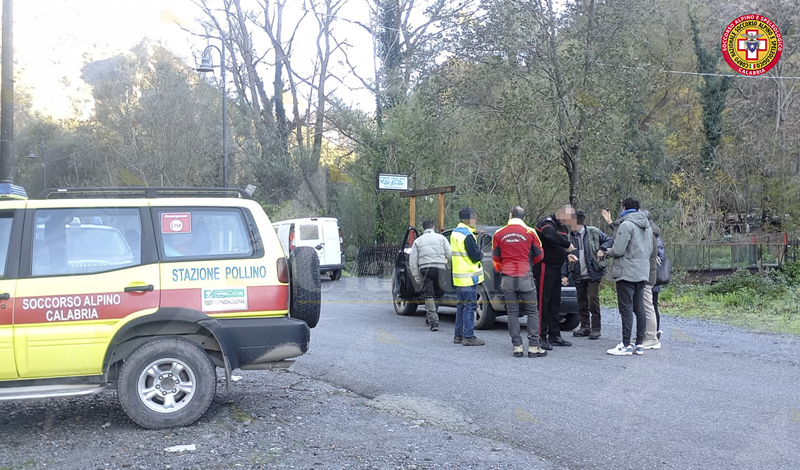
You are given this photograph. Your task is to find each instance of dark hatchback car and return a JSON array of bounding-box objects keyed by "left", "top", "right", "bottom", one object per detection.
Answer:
[{"left": 392, "top": 226, "right": 579, "bottom": 330}]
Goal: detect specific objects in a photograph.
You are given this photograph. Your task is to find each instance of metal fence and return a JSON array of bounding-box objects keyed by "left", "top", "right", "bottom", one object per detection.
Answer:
[
  {"left": 353, "top": 243, "right": 402, "bottom": 277},
  {"left": 352, "top": 235, "right": 800, "bottom": 278},
  {"left": 668, "top": 233, "right": 796, "bottom": 272},
  {"left": 787, "top": 238, "right": 799, "bottom": 263}
]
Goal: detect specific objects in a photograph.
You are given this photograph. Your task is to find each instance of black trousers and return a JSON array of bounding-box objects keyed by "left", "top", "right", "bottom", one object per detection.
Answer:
[
  {"left": 534, "top": 262, "right": 563, "bottom": 340},
  {"left": 616, "top": 280, "right": 646, "bottom": 346},
  {"left": 419, "top": 267, "right": 445, "bottom": 300},
  {"left": 653, "top": 290, "right": 661, "bottom": 331}
]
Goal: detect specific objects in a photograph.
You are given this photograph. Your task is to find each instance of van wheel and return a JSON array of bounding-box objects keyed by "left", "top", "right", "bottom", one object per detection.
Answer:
[
  {"left": 330, "top": 269, "right": 342, "bottom": 281},
  {"left": 117, "top": 337, "right": 216, "bottom": 430},
  {"left": 290, "top": 246, "right": 322, "bottom": 328}
]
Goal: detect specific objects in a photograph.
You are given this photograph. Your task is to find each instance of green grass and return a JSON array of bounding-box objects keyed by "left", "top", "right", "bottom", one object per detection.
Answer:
[
  {"left": 598, "top": 263, "right": 800, "bottom": 335},
  {"left": 0, "top": 461, "right": 36, "bottom": 470},
  {"left": 231, "top": 404, "right": 255, "bottom": 423}
]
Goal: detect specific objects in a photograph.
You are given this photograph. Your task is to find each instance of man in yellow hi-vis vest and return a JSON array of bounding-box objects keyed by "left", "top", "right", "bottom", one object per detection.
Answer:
[{"left": 449, "top": 207, "right": 486, "bottom": 346}]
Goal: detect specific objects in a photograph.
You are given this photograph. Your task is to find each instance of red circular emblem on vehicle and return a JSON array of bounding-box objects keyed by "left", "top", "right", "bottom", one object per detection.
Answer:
[{"left": 722, "top": 15, "right": 782, "bottom": 75}]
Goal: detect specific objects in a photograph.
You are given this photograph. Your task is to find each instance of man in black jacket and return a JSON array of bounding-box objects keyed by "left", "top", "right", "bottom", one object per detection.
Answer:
[
  {"left": 535, "top": 205, "right": 578, "bottom": 349},
  {"left": 561, "top": 210, "right": 614, "bottom": 339}
]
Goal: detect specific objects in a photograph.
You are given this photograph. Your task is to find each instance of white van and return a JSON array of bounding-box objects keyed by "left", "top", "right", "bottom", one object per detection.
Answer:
[{"left": 273, "top": 217, "right": 345, "bottom": 280}]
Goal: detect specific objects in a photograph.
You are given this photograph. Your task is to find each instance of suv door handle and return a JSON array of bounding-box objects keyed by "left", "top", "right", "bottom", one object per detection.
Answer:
[
  {"left": 124, "top": 284, "right": 154, "bottom": 293},
  {"left": 0, "top": 293, "right": 9, "bottom": 300}
]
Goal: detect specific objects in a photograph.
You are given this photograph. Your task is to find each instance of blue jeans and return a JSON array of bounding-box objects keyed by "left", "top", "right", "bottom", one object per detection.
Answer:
[{"left": 455, "top": 285, "right": 477, "bottom": 338}]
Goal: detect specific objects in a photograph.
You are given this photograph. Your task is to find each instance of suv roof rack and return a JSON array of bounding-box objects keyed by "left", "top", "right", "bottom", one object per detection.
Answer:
[{"left": 36, "top": 187, "right": 252, "bottom": 200}]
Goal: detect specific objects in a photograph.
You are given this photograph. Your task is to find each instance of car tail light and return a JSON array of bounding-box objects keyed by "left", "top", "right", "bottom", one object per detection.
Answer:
[
  {"left": 408, "top": 231, "right": 416, "bottom": 246},
  {"left": 277, "top": 257, "right": 289, "bottom": 283},
  {"left": 339, "top": 227, "right": 344, "bottom": 252},
  {"left": 288, "top": 226, "right": 295, "bottom": 252}
]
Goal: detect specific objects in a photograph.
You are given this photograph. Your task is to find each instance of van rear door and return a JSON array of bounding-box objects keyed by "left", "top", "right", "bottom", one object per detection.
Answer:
[
  {"left": 295, "top": 222, "right": 321, "bottom": 248},
  {"left": 320, "top": 219, "right": 341, "bottom": 267}
]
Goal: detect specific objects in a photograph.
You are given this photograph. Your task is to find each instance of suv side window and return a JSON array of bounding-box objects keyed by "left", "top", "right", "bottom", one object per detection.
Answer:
[
  {"left": 156, "top": 208, "right": 254, "bottom": 260},
  {"left": 31, "top": 208, "right": 142, "bottom": 277}
]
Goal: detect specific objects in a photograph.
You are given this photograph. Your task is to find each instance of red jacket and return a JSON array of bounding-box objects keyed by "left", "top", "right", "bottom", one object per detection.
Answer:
[{"left": 492, "top": 219, "right": 544, "bottom": 276}]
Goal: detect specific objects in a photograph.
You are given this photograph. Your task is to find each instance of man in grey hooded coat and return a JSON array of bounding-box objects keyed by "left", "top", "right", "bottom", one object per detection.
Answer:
[
  {"left": 603, "top": 198, "right": 653, "bottom": 356},
  {"left": 410, "top": 220, "right": 452, "bottom": 331}
]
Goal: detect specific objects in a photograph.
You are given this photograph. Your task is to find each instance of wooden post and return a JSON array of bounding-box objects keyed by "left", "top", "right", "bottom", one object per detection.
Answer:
[
  {"left": 409, "top": 196, "right": 416, "bottom": 228},
  {"left": 399, "top": 186, "right": 455, "bottom": 232},
  {"left": 438, "top": 193, "right": 445, "bottom": 232}
]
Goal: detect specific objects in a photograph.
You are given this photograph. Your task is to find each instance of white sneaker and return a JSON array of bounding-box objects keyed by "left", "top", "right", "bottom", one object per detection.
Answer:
[
  {"left": 607, "top": 342, "right": 633, "bottom": 356},
  {"left": 642, "top": 340, "right": 661, "bottom": 350},
  {"left": 634, "top": 344, "right": 644, "bottom": 355}
]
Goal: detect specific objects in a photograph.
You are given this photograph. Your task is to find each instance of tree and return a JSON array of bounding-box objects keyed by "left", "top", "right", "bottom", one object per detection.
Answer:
[
  {"left": 82, "top": 41, "right": 228, "bottom": 187},
  {"left": 689, "top": 9, "right": 732, "bottom": 175}
]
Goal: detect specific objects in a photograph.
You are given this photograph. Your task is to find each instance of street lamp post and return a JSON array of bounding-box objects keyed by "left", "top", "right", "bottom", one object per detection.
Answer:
[
  {"left": 27, "top": 146, "right": 82, "bottom": 192},
  {"left": 195, "top": 32, "right": 228, "bottom": 188},
  {"left": 27, "top": 141, "right": 46, "bottom": 190}
]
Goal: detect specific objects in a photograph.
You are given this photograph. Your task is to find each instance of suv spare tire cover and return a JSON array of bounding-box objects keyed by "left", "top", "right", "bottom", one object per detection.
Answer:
[{"left": 289, "top": 246, "right": 322, "bottom": 328}]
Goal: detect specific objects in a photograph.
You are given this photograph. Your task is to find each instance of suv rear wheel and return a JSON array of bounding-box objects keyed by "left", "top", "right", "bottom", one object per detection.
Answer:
[
  {"left": 117, "top": 337, "right": 216, "bottom": 430},
  {"left": 559, "top": 311, "right": 580, "bottom": 331}
]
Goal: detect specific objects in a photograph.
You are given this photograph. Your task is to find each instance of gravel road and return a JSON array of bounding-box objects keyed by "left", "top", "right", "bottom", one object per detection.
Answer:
[{"left": 1, "top": 276, "right": 798, "bottom": 470}]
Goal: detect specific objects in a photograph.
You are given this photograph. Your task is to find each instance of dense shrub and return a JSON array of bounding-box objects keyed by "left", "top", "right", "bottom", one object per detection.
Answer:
[
  {"left": 712, "top": 288, "right": 758, "bottom": 308},
  {"left": 777, "top": 261, "right": 800, "bottom": 287},
  {"left": 706, "top": 269, "right": 787, "bottom": 296}
]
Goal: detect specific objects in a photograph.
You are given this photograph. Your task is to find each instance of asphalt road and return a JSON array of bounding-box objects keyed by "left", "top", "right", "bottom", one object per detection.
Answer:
[
  {"left": 1, "top": 276, "right": 797, "bottom": 469},
  {"left": 296, "top": 276, "right": 800, "bottom": 470}
]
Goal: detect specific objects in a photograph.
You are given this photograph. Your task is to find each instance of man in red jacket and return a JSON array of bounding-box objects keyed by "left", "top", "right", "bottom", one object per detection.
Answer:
[{"left": 492, "top": 206, "right": 546, "bottom": 358}]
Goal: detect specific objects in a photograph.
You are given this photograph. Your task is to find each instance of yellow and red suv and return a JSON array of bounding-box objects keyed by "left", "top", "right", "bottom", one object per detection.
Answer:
[{"left": 0, "top": 185, "right": 320, "bottom": 429}]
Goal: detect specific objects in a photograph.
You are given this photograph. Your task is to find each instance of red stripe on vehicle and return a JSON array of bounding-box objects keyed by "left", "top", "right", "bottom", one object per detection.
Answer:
[
  {"left": 0, "top": 298, "right": 13, "bottom": 326},
  {"left": 161, "top": 285, "right": 288, "bottom": 312},
  {"left": 6, "top": 285, "right": 288, "bottom": 326},
  {"left": 13, "top": 290, "right": 159, "bottom": 325}
]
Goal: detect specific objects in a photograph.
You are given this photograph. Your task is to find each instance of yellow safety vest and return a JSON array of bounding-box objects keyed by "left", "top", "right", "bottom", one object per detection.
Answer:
[{"left": 449, "top": 222, "right": 484, "bottom": 287}]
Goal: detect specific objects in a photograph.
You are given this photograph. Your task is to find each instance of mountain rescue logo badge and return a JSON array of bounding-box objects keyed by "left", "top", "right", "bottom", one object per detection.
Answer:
[{"left": 722, "top": 15, "right": 782, "bottom": 76}]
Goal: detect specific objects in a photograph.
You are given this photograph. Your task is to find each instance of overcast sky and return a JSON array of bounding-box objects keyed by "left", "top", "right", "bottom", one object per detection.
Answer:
[{"left": 15, "top": 0, "right": 376, "bottom": 118}]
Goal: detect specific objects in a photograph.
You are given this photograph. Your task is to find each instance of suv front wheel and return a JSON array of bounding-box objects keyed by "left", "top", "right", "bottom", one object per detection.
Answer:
[
  {"left": 392, "top": 272, "right": 418, "bottom": 316},
  {"left": 475, "top": 285, "right": 497, "bottom": 330},
  {"left": 117, "top": 337, "right": 216, "bottom": 430}
]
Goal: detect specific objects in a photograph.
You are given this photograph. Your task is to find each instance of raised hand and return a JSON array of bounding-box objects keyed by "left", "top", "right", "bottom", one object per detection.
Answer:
[{"left": 601, "top": 209, "right": 613, "bottom": 225}]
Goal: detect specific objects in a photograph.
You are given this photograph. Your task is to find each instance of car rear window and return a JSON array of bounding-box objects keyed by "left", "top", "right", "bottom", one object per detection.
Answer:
[
  {"left": 67, "top": 227, "right": 132, "bottom": 258},
  {"left": 299, "top": 224, "right": 319, "bottom": 241}
]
